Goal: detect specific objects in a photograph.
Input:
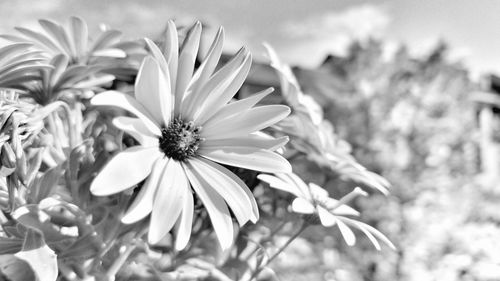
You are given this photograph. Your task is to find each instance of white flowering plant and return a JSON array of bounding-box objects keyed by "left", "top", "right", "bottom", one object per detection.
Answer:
[{"left": 0, "top": 17, "right": 394, "bottom": 281}]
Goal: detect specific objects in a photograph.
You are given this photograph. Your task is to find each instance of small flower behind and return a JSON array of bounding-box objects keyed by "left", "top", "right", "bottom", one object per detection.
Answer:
[
  {"left": 90, "top": 21, "right": 291, "bottom": 251},
  {"left": 258, "top": 172, "right": 395, "bottom": 250}
]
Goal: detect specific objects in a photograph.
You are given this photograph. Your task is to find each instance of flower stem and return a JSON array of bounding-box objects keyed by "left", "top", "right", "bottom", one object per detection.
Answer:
[
  {"left": 240, "top": 221, "right": 288, "bottom": 260},
  {"left": 246, "top": 221, "right": 309, "bottom": 281},
  {"left": 59, "top": 101, "right": 76, "bottom": 149},
  {"left": 105, "top": 243, "right": 137, "bottom": 281}
]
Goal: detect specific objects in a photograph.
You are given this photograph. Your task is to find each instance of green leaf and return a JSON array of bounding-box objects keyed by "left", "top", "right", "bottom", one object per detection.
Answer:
[
  {"left": 14, "top": 228, "right": 57, "bottom": 281},
  {"left": 29, "top": 164, "right": 63, "bottom": 204},
  {"left": 12, "top": 205, "right": 67, "bottom": 242},
  {"left": 0, "top": 237, "right": 23, "bottom": 255},
  {"left": 0, "top": 254, "right": 37, "bottom": 281}
]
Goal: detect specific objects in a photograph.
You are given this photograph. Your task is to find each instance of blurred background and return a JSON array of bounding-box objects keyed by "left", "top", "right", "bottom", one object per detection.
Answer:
[{"left": 3, "top": 1, "right": 500, "bottom": 280}]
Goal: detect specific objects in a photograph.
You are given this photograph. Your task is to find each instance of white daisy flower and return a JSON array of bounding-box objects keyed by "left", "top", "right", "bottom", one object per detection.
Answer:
[
  {"left": 89, "top": 21, "right": 291, "bottom": 250},
  {"left": 258, "top": 173, "right": 395, "bottom": 250}
]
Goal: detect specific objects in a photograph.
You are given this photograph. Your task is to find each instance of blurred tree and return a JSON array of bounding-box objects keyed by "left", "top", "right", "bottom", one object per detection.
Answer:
[{"left": 283, "top": 38, "right": 487, "bottom": 281}]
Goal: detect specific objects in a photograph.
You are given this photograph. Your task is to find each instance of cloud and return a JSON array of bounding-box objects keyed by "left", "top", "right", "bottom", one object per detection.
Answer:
[
  {"left": 281, "top": 4, "right": 390, "bottom": 41},
  {"left": 267, "top": 4, "right": 391, "bottom": 66}
]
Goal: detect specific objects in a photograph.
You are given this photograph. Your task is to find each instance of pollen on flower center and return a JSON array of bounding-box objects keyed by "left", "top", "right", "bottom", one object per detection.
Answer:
[{"left": 159, "top": 118, "right": 203, "bottom": 161}]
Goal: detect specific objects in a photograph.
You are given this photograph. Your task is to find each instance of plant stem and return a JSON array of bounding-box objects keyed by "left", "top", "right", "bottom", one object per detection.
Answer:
[
  {"left": 47, "top": 113, "right": 63, "bottom": 152},
  {"left": 241, "top": 221, "right": 288, "bottom": 260},
  {"left": 105, "top": 243, "right": 137, "bottom": 281},
  {"left": 246, "top": 221, "right": 309, "bottom": 281},
  {"left": 59, "top": 101, "right": 76, "bottom": 149}
]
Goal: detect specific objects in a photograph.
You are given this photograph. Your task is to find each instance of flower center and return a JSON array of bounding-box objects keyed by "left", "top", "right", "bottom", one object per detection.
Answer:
[
  {"left": 159, "top": 118, "right": 203, "bottom": 161},
  {"left": 311, "top": 194, "right": 328, "bottom": 209}
]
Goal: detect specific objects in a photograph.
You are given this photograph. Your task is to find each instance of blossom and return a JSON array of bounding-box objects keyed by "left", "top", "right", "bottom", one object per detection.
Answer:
[
  {"left": 90, "top": 21, "right": 291, "bottom": 250},
  {"left": 265, "top": 43, "right": 390, "bottom": 194},
  {"left": 2, "top": 17, "right": 129, "bottom": 64},
  {"left": 258, "top": 172, "right": 395, "bottom": 249},
  {"left": 258, "top": 173, "right": 360, "bottom": 226}
]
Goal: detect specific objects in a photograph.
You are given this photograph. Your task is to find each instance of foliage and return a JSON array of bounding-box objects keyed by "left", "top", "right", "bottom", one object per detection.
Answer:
[
  {"left": 0, "top": 17, "right": 394, "bottom": 281},
  {"left": 291, "top": 39, "right": 489, "bottom": 281}
]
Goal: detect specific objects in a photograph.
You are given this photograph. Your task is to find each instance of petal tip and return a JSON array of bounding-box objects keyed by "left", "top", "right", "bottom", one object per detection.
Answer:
[
  {"left": 89, "top": 183, "right": 112, "bottom": 197},
  {"left": 147, "top": 231, "right": 163, "bottom": 245},
  {"left": 121, "top": 211, "right": 148, "bottom": 225}
]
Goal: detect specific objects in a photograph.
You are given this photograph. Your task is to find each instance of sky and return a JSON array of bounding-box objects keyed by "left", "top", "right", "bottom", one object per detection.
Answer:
[{"left": 1, "top": 0, "right": 500, "bottom": 74}]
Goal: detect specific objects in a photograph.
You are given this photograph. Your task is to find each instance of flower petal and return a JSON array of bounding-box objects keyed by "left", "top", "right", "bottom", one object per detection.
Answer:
[
  {"left": 135, "top": 56, "right": 172, "bottom": 126},
  {"left": 291, "top": 197, "right": 315, "bottom": 214},
  {"left": 189, "top": 157, "right": 257, "bottom": 224},
  {"left": 201, "top": 105, "right": 290, "bottom": 140},
  {"left": 317, "top": 206, "right": 337, "bottom": 227},
  {"left": 90, "top": 147, "right": 161, "bottom": 196},
  {"left": 352, "top": 220, "right": 381, "bottom": 250},
  {"left": 257, "top": 174, "right": 303, "bottom": 198},
  {"left": 201, "top": 134, "right": 288, "bottom": 151},
  {"left": 91, "top": 90, "right": 161, "bottom": 135},
  {"left": 163, "top": 20, "right": 179, "bottom": 94},
  {"left": 183, "top": 27, "right": 224, "bottom": 107},
  {"left": 199, "top": 146, "right": 291, "bottom": 173},
  {"left": 194, "top": 52, "right": 252, "bottom": 124},
  {"left": 279, "top": 173, "right": 311, "bottom": 200},
  {"left": 174, "top": 173, "right": 194, "bottom": 250},
  {"left": 346, "top": 219, "right": 396, "bottom": 250},
  {"left": 175, "top": 21, "right": 202, "bottom": 114},
  {"left": 182, "top": 47, "right": 247, "bottom": 121},
  {"left": 112, "top": 116, "right": 159, "bottom": 147},
  {"left": 308, "top": 183, "right": 329, "bottom": 198},
  {"left": 203, "top": 87, "right": 274, "bottom": 127},
  {"left": 144, "top": 38, "right": 168, "bottom": 79},
  {"left": 336, "top": 217, "right": 356, "bottom": 246},
  {"left": 324, "top": 198, "right": 359, "bottom": 216},
  {"left": 121, "top": 158, "right": 168, "bottom": 224},
  {"left": 148, "top": 159, "right": 187, "bottom": 244},
  {"left": 184, "top": 161, "right": 234, "bottom": 250}
]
